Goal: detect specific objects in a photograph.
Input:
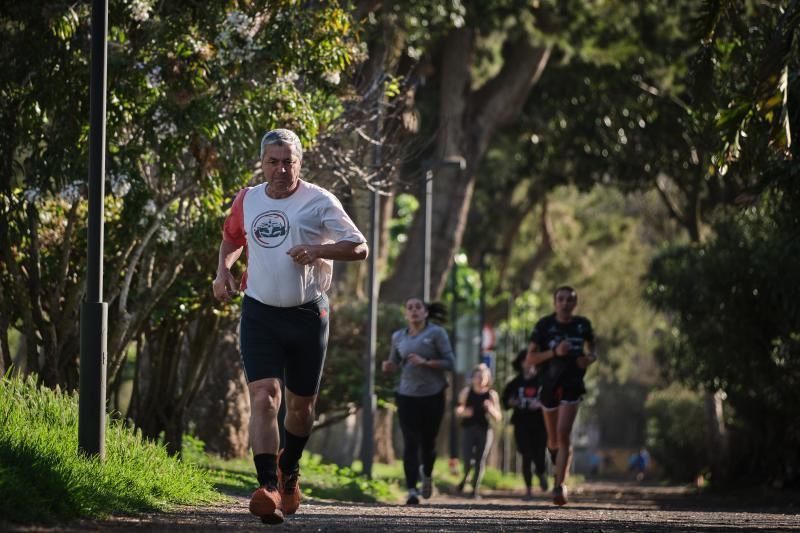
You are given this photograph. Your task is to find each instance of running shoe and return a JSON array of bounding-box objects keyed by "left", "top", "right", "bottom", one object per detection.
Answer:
[
  {"left": 278, "top": 463, "right": 302, "bottom": 515},
  {"left": 249, "top": 486, "right": 284, "bottom": 524},
  {"left": 406, "top": 487, "right": 420, "bottom": 505},
  {"left": 419, "top": 465, "right": 433, "bottom": 499},
  {"left": 552, "top": 484, "right": 568, "bottom": 506}
]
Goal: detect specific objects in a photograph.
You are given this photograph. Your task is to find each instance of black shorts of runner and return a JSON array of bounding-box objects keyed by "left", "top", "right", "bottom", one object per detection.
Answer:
[
  {"left": 539, "top": 373, "right": 586, "bottom": 411},
  {"left": 239, "top": 293, "right": 330, "bottom": 397}
]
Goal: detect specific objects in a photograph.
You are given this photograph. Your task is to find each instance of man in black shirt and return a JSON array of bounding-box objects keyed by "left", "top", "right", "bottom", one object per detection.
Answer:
[{"left": 526, "top": 286, "right": 597, "bottom": 506}]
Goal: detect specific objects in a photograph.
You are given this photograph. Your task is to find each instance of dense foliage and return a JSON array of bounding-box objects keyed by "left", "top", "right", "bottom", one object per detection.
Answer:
[
  {"left": 646, "top": 173, "right": 800, "bottom": 484},
  {"left": 0, "top": 0, "right": 361, "bottom": 443}
]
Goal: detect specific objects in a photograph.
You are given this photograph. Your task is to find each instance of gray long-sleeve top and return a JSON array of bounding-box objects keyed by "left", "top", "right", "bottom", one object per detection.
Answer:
[{"left": 388, "top": 323, "right": 455, "bottom": 397}]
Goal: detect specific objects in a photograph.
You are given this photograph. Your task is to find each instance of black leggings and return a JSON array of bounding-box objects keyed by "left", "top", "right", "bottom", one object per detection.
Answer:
[
  {"left": 396, "top": 391, "right": 446, "bottom": 490},
  {"left": 514, "top": 414, "right": 547, "bottom": 488},
  {"left": 460, "top": 425, "right": 494, "bottom": 490}
]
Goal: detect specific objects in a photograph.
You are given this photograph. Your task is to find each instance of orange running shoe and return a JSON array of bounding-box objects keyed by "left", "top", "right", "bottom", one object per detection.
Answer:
[
  {"left": 553, "top": 484, "right": 568, "bottom": 506},
  {"left": 249, "top": 486, "right": 284, "bottom": 524},
  {"left": 278, "top": 463, "right": 302, "bottom": 515}
]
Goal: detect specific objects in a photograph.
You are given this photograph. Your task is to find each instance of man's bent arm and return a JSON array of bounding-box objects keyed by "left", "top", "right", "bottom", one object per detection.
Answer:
[{"left": 312, "top": 240, "right": 369, "bottom": 261}]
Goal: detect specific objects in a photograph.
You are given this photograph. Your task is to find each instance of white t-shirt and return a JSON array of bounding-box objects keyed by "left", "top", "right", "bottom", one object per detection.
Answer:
[{"left": 223, "top": 180, "right": 365, "bottom": 307}]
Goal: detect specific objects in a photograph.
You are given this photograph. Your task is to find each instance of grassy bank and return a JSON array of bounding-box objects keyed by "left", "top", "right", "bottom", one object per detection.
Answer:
[{"left": 0, "top": 373, "right": 220, "bottom": 524}]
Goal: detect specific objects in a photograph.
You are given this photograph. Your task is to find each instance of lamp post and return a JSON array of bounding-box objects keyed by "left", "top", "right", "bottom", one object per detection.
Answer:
[
  {"left": 418, "top": 157, "right": 465, "bottom": 472},
  {"left": 420, "top": 157, "right": 466, "bottom": 301},
  {"left": 79, "top": 0, "right": 109, "bottom": 459},
  {"left": 360, "top": 90, "right": 383, "bottom": 479},
  {"left": 448, "top": 260, "right": 459, "bottom": 464},
  {"left": 421, "top": 167, "right": 433, "bottom": 302}
]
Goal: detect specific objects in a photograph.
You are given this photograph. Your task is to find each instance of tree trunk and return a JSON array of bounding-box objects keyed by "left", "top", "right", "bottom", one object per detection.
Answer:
[
  {"left": 0, "top": 313, "right": 10, "bottom": 375},
  {"left": 128, "top": 304, "right": 226, "bottom": 455},
  {"left": 188, "top": 328, "right": 250, "bottom": 459},
  {"left": 381, "top": 28, "right": 552, "bottom": 302},
  {"left": 373, "top": 406, "right": 396, "bottom": 463}
]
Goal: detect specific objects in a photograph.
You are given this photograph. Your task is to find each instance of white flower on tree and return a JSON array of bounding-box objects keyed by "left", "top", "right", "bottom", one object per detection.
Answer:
[
  {"left": 23, "top": 188, "right": 42, "bottom": 204},
  {"left": 143, "top": 199, "right": 157, "bottom": 216},
  {"left": 216, "top": 10, "right": 261, "bottom": 65},
  {"left": 110, "top": 174, "right": 131, "bottom": 197},
  {"left": 322, "top": 70, "right": 341, "bottom": 86},
  {"left": 128, "top": 0, "right": 152, "bottom": 23},
  {"left": 60, "top": 181, "right": 84, "bottom": 203},
  {"left": 145, "top": 66, "right": 162, "bottom": 89},
  {"left": 157, "top": 227, "right": 176, "bottom": 244}
]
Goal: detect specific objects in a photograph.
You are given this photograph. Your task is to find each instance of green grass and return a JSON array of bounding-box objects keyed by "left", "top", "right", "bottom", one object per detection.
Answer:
[
  {"left": 354, "top": 457, "right": 585, "bottom": 497},
  {"left": 0, "top": 373, "right": 220, "bottom": 524},
  {"left": 356, "top": 458, "right": 529, "bottom": 495},
  {"left": 189, "top": 450, "right": 531, "bottom": 506},
  {"left": 186, "top": 445, "right": 403, "bottom": 503},
  {"left": 192, "top": 449, "right": 562, "bottom": 505}
]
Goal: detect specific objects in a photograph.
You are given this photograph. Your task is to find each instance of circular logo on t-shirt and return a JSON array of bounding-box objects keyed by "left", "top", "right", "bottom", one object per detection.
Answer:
[{"left": 251, "top": 210, "right": 289, "bottom": 248}]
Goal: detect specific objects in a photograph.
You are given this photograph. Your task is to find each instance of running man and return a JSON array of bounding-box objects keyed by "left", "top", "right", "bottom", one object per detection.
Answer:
[
  {"left": 213, "top": 128, "right": 368, "bottom": 524},
  {"left": 526, "top": 286, "right": 597, "bottom": 506}
]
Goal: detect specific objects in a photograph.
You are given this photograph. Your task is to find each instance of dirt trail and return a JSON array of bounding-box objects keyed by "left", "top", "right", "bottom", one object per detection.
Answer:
[{"left": 7, "top": 481, "right": 800, "bottom": 532}]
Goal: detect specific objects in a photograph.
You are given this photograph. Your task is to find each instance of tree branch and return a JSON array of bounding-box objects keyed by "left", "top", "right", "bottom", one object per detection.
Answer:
[{"left": 470, "top": 37, "right": 552, "bottom": 154}]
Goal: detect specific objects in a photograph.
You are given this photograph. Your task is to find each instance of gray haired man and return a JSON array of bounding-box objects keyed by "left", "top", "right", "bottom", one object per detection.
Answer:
[{"left": 213, "top": 128, "right": 368, "bottom": 524}]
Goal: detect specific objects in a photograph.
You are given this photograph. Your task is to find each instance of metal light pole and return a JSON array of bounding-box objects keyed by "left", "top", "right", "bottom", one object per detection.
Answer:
[
  {"left": 420, "top": 157, "right": 466, "bottom": 301},
  {"left": 79, "top": 0, "right": 109, "bottom": 459},
  {"left": 478, "top": 250, "right": 487, "bottom": 363},
  {"left": 448, "top": 261, "right": 459, "bottom": 462},
  {"left": 421, "top": 167, "right": 433, "bottom": 302},
  {"left": 360, "top": 92, "right": 382, "bottom": 479}
]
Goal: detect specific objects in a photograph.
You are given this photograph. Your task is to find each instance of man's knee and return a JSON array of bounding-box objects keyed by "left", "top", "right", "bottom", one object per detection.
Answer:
[
  {"left": 286, "top": 393, "right": 316, "bottom": 422},
  {"left": 249, "top": 379, "right": 282, "bottom": 418}
]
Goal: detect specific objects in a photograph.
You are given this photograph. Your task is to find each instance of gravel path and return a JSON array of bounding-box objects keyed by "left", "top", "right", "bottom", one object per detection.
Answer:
[{"left": 8, "top": 482, "right": 800, "bottom": 532}]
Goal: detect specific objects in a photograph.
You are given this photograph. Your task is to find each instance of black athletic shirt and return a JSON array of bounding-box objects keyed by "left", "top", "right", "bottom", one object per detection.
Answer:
[
  {"left": 461, "top": 389, "right": 492, "bottom": 429},
  {"left": 501, "top": 373, "right": 543, "bottom": 426},
  {"left": 529, "top": 313, "right": 595, "bottom": 382}
]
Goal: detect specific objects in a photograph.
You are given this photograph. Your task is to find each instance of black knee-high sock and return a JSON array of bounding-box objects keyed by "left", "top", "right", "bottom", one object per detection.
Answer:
[
  {"left": 254, "top": 453, "right": 278, "bottom": 489},
  {"left": 279, "top": 430, "right": 309, "bottom": 472}
]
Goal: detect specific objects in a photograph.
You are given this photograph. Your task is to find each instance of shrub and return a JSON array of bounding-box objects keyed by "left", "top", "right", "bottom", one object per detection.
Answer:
[{"left": 645, "top": 385, "right": 709, "bottom": 483}]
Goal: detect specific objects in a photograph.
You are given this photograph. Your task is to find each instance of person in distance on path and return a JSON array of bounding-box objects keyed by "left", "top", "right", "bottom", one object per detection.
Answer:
[
  {"left": 382, "top": 298, "right": 455, "bottom": 505},
  {"left": 455, "top": 363, "right": 502, "bottom": 499},
  {"left": 502, "top": 349, "right": 549, "bottom": 499},
  {"left": 526, "top": 286, "right": 597, "bottom": 506}
]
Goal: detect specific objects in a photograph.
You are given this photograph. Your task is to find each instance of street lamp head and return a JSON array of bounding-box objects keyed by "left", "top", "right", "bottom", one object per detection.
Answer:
[{"left": 422, "top": 156, "right": 466, "bottom": 171}]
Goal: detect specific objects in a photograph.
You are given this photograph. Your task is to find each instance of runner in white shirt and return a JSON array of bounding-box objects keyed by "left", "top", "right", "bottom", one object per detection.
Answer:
[{"left": 212, "top": 129, "right": 368, "bottom": 525}]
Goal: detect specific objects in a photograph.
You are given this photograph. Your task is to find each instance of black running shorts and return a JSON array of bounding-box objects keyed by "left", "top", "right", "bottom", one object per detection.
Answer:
[
  {"left": 239, "top": 293, "right": 330, "bottom": 397},
  {"left": 539, "top": 373, "right": 586, "bottom": 411}
]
